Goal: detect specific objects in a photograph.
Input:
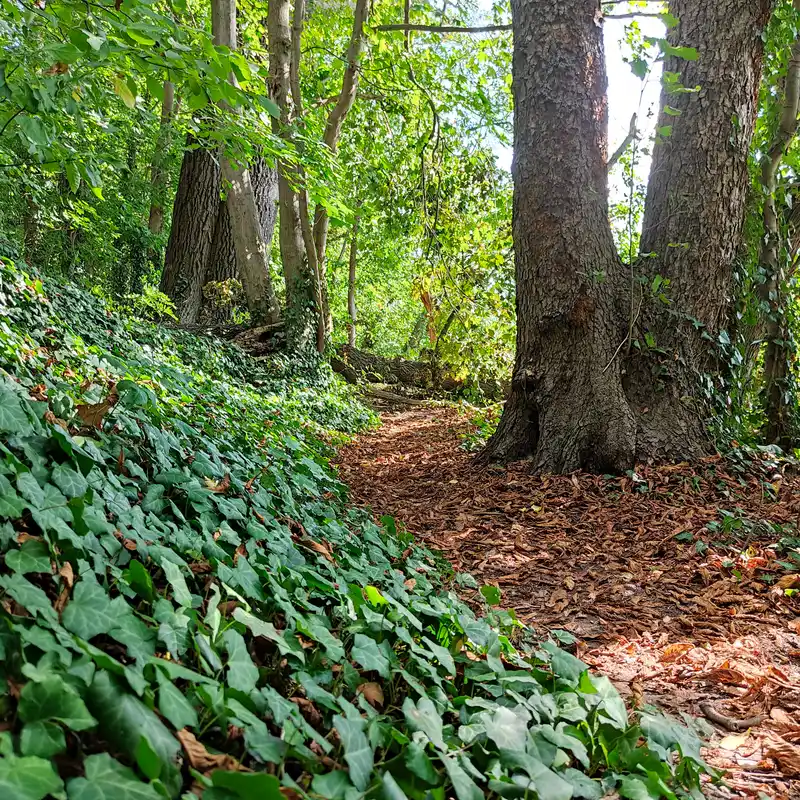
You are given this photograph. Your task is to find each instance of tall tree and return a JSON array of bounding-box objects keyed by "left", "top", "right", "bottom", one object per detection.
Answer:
[
  {"left": 480, "top": 0, "right": 773, "bottom": 472},
  {"left": 211, "top": 0, "right": 280, "bottom": 326}
]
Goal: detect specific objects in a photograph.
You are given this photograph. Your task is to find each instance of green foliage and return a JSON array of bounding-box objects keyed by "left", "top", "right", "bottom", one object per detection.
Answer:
[{"left": 0, "top": 260, "right": 708, "bottom": 797}]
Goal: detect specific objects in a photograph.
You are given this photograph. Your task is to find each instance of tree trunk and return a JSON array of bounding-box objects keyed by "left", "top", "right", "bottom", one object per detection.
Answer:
[
  {"left": 147, "top": 81, "right": 175, "bottom": 241},
  {"left": 479, "top": 0, "right": 635, "bottom": 473},
  {"left": 629, "top": 0, "right": 774, "bottom": 460},
  {"left": 160, "top": 145, "right": 220, "bottom": 323},
  {"left": 481, "top": 0, "right": 773, "bottom": 473},
  {"left": 212, "top": 0, "right": 280, "bottom": 326},
  {"left": 312, "top": 0, "right": 370, "bottom": 341},
  {"left": 347, "top": 214, "right": 359, "bottom": 347},
  {"left": 268, "top": 0, "right": 316, "bottom": 350},
  {"left": 762, "top": 2, "right": 800, "bottom": 447}
]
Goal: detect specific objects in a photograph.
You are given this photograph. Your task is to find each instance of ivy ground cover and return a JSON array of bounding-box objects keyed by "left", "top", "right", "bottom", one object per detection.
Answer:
[{"left": 0, "top": 259, "right": 711, "bottom": 799}]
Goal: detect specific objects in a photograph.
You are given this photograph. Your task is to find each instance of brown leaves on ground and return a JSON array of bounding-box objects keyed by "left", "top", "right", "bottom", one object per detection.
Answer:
[
  {"left": 76, "top": 387, "right": 118, "bottom": 429},
  {"left": 204, "top": 473, "right": 231, "bottom": 493},
  {"left": 356, "top": 682, "right": 385, "bottom": 709},
  {"left": 338, "top": 408, "right": 800, "bottom": 798},
  {"left": 177, "top": 729, "right": 242, "bottom": 773}
]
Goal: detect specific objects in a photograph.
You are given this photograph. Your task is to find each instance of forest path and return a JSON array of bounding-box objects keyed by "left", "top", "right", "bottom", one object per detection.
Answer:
[{"left": 338, "top": 407, "right": 800, "bottom": 798}]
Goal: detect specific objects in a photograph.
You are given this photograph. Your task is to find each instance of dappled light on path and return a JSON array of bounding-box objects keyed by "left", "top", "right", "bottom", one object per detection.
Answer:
[{"left": 339, "top": 409, "right": 800, "bottom": 798}]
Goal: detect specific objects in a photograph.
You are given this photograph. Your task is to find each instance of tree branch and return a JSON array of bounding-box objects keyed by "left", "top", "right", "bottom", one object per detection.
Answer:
[
  {"left": 607, "top": 113, "right": 637, "bottom": 170},
  {"left": 374, "top": 23, "right": 511, "bottom": 33}
]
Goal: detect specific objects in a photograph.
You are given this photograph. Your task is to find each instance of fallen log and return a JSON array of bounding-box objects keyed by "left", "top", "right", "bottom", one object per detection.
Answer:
[{"left": 362, "top": 387, "right": 433, "bottom": 406}]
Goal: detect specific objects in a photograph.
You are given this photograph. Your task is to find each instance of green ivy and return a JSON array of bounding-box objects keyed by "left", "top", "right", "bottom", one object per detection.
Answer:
[{"left": 0, "top": 259, "right": 711, "bottom": 798}]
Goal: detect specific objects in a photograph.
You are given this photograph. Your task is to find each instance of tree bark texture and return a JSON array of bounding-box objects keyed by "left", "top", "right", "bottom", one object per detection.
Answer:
[
  {"left": 482, "top": 0, "right": 772, "bottom": 472},
  {"left": 269, "top": 0, "right": 317, "bottom": 349},
  {"left": 629, "top": 0, "right": 774, "bottom": 459},
  {"left": 160, "top": 146, "right": 221, "bottom": 324},
  {"left": 481, "top": 0, "right": 635, "bottom": 473},
  {"left": 212, "top": 0, "right": 280, "bottom": 326}
]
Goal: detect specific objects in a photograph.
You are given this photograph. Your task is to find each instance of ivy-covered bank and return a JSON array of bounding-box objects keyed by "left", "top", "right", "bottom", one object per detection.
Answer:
[{"left": 0, "top": 259, "right": 709, "bottom": 799}]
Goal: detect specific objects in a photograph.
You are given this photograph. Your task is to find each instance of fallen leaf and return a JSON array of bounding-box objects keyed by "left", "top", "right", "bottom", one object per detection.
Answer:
[
  {"left": 659, "top": 642, "right": 693, "bottom": 663},
  {"left": 77, "top": 391, "right": 118, "bottom": 429},
  {"left": 356, "top": 682, "right": 384, "bottom": 708},
  {"left": 204, "top": 473, "right": 231, "bottom": 493},
  {"left": 765, "top": 736, "right": 800, "bottom": 776},
  {"left": 719, "top": 732, "right": 749, "bottom": 751},
  {"left": 177, "top": 728, "right": 242, "bottom": 773}
]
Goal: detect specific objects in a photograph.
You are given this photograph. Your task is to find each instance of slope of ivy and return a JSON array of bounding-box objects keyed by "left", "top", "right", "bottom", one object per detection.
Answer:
[{"left": 0, "top": 259, "right": 711, "bottom": 800}]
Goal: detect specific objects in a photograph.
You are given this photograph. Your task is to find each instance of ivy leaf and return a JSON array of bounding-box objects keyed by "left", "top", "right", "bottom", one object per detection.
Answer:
[
  {"left": 310, "top": 770, "right": 352, "bottom": 799},
  {"left": 51, "top": 463, "right": 88, "bottom": 498},
  {"left": 18, "top": 676, "right": 97, "bottom": 731},
  {"left": 63, "top": 581, "right": 117, "bottom": 640},
  {"left": 333, "top": 715, "right": 374, "bottom": 791},
  {"left": 441, "top": 754, "right": 483, "bottom": 800},
  {"left": 156, "top": 669, "right": 198, "bottom": 730},
  {"left": 405, "top": 740, "right": 437, "bottom": 783},
  {"left": 483, "top": 705, "right": 529, "bottom": 751},
  {"left": 17, "top": 472, "right": 45, "bottom": 508},
  {"left": 67, "top": 752, "right": 161, "bottom": 799},
  {"left": 618, "top": 775, "right": 657, "bottom": 800},
  {"left": 0, "top": 755, "right": 63, "bottom": 800},
  {"left": 0, "top": 573, "right": 58, "bottom": 625},
  {"left": 161, "top": 559, "right": 193, "bottom": 608},
  {"left": 19, "top": 721, "right": 66, "bottom": 758},
  {"left": 223, "top": 629, "right": 258, "bottom": 694},
  {"left": 382, "top": 771, "right": 408, "bottom": 800},
  {"left": 233, "top": 608, "right": 304, "bottom": 663},
  {"left": 402, "top": 696, "right": 445, "bottom": 750},
  {"left": 0, "top": 475, "right": 26, "bottom": 518},
  {"left": 210, "top": 770, "right": 284, "bottom": 798},
  {"left": 85, "top": 670, "right": 181, "bottom": 793},
  {"left": 5, "top": 539, "right": 51, "bottom": 574},
  {"left": 479, "top": 584, "right": 501, "bottom": 606},
  {"left": 351, "top": 633, "right": 391, "bottom": 678},
  {"left": 0, "top": 388, "right": 33, "bottom": 434}
]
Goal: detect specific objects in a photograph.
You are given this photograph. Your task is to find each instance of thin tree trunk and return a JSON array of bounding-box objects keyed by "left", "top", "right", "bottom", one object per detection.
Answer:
[
  {"left": 404, "top": 311, "right": 427, "bottom": 355},
  {"left": 268, "top": 0, "right": 316, "bottom": 349},
  {"left": 762, "top": 2, "right": 800, "bottom": 447},
  {"left": 212, "top": 0, "right": 279, "bottom": 326},
  {"left": 312, "top": 0, "right": 370, "bottom": 340},
  {"left": 347, "top": 214, "right": 359, "bottom": 347},
  {"left": 479, "top": 0, "right": 635, "bottom": 473},
  {"left": 629, "top": 0, "right": 774, "bottom": 460},
  {"left": 160, "top": 146, "right": 220, "bottom": 323},
  {"left": 147, "top": 81, "right": 175, "bottom": 239}
]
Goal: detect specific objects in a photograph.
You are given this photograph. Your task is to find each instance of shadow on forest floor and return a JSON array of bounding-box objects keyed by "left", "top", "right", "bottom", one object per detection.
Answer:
[{"left": 338, "top": 408, "right": 800, "bottom": 798}]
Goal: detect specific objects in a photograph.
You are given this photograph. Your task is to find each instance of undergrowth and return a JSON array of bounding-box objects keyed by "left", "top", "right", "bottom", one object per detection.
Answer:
[{"left": 0, "top": 259, "right": 711, "bottom": 799}]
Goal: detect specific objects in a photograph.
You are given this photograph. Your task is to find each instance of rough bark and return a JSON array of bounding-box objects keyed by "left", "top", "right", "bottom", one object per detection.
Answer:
[
  {"left": 480, "top": 0, "right": 635, "bottom": 473},
  {"left": 268, "top": 0, "right": 316, "bottom": 349},
  {"left": 212, "top": 0, "right": 280, "bottom": 326},
  {"left": 630, "top": 0, "right": 773, "bottom": 459},
  {"left": 161, "top": 145, "right": 221, "bottom": 324},
  {"left": 347, "top": 214, "right": 359, "bottom": 347},
  {"left": 482, "top": 0, "right": 773, "bottom": 472},
  {"left": 762, "top": 2, "right": 800, "bottom": 447}
]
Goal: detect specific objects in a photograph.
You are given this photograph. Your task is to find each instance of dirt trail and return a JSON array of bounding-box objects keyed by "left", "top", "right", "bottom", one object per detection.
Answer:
[{"left": 338, "top": 408, "right": 800, "bottom": 798}]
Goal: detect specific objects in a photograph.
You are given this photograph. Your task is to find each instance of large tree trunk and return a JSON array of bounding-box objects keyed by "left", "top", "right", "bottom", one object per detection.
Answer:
[
  {"left": 268, "top": 0, "right": 317, "bottom": 350},
  {"left": 628, "top": 0, "right": 773, "bottom": 460},
  {"left": 160, "top": 146, "right": 220, "bottom": 324},
  {"left": 479, "top": 0, "right": 635, "bottom": 473},
  {"left": 482, "top": 0, "right": 773, "bottom": 473},
  {"left": 212, "top": 0, "right": 280, "bottom": 326}
]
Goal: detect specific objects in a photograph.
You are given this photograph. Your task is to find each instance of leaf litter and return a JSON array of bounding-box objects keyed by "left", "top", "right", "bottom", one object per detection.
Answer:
[{"left": 339, "top": 408, "right": 800, "bottom": 798}]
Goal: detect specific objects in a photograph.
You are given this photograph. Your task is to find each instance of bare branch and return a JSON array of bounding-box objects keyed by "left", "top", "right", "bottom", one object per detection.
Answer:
[
  {"left": 374, "top": 23, "right": 511, "bottom": 34},
  {"left": 607, "top": 113, "right": 637, "bottom": 170}
]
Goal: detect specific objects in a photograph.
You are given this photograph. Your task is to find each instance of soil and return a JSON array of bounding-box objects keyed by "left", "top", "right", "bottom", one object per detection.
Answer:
[{"left": 338, "top": 407, "right": 800, "bottom": 799}]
